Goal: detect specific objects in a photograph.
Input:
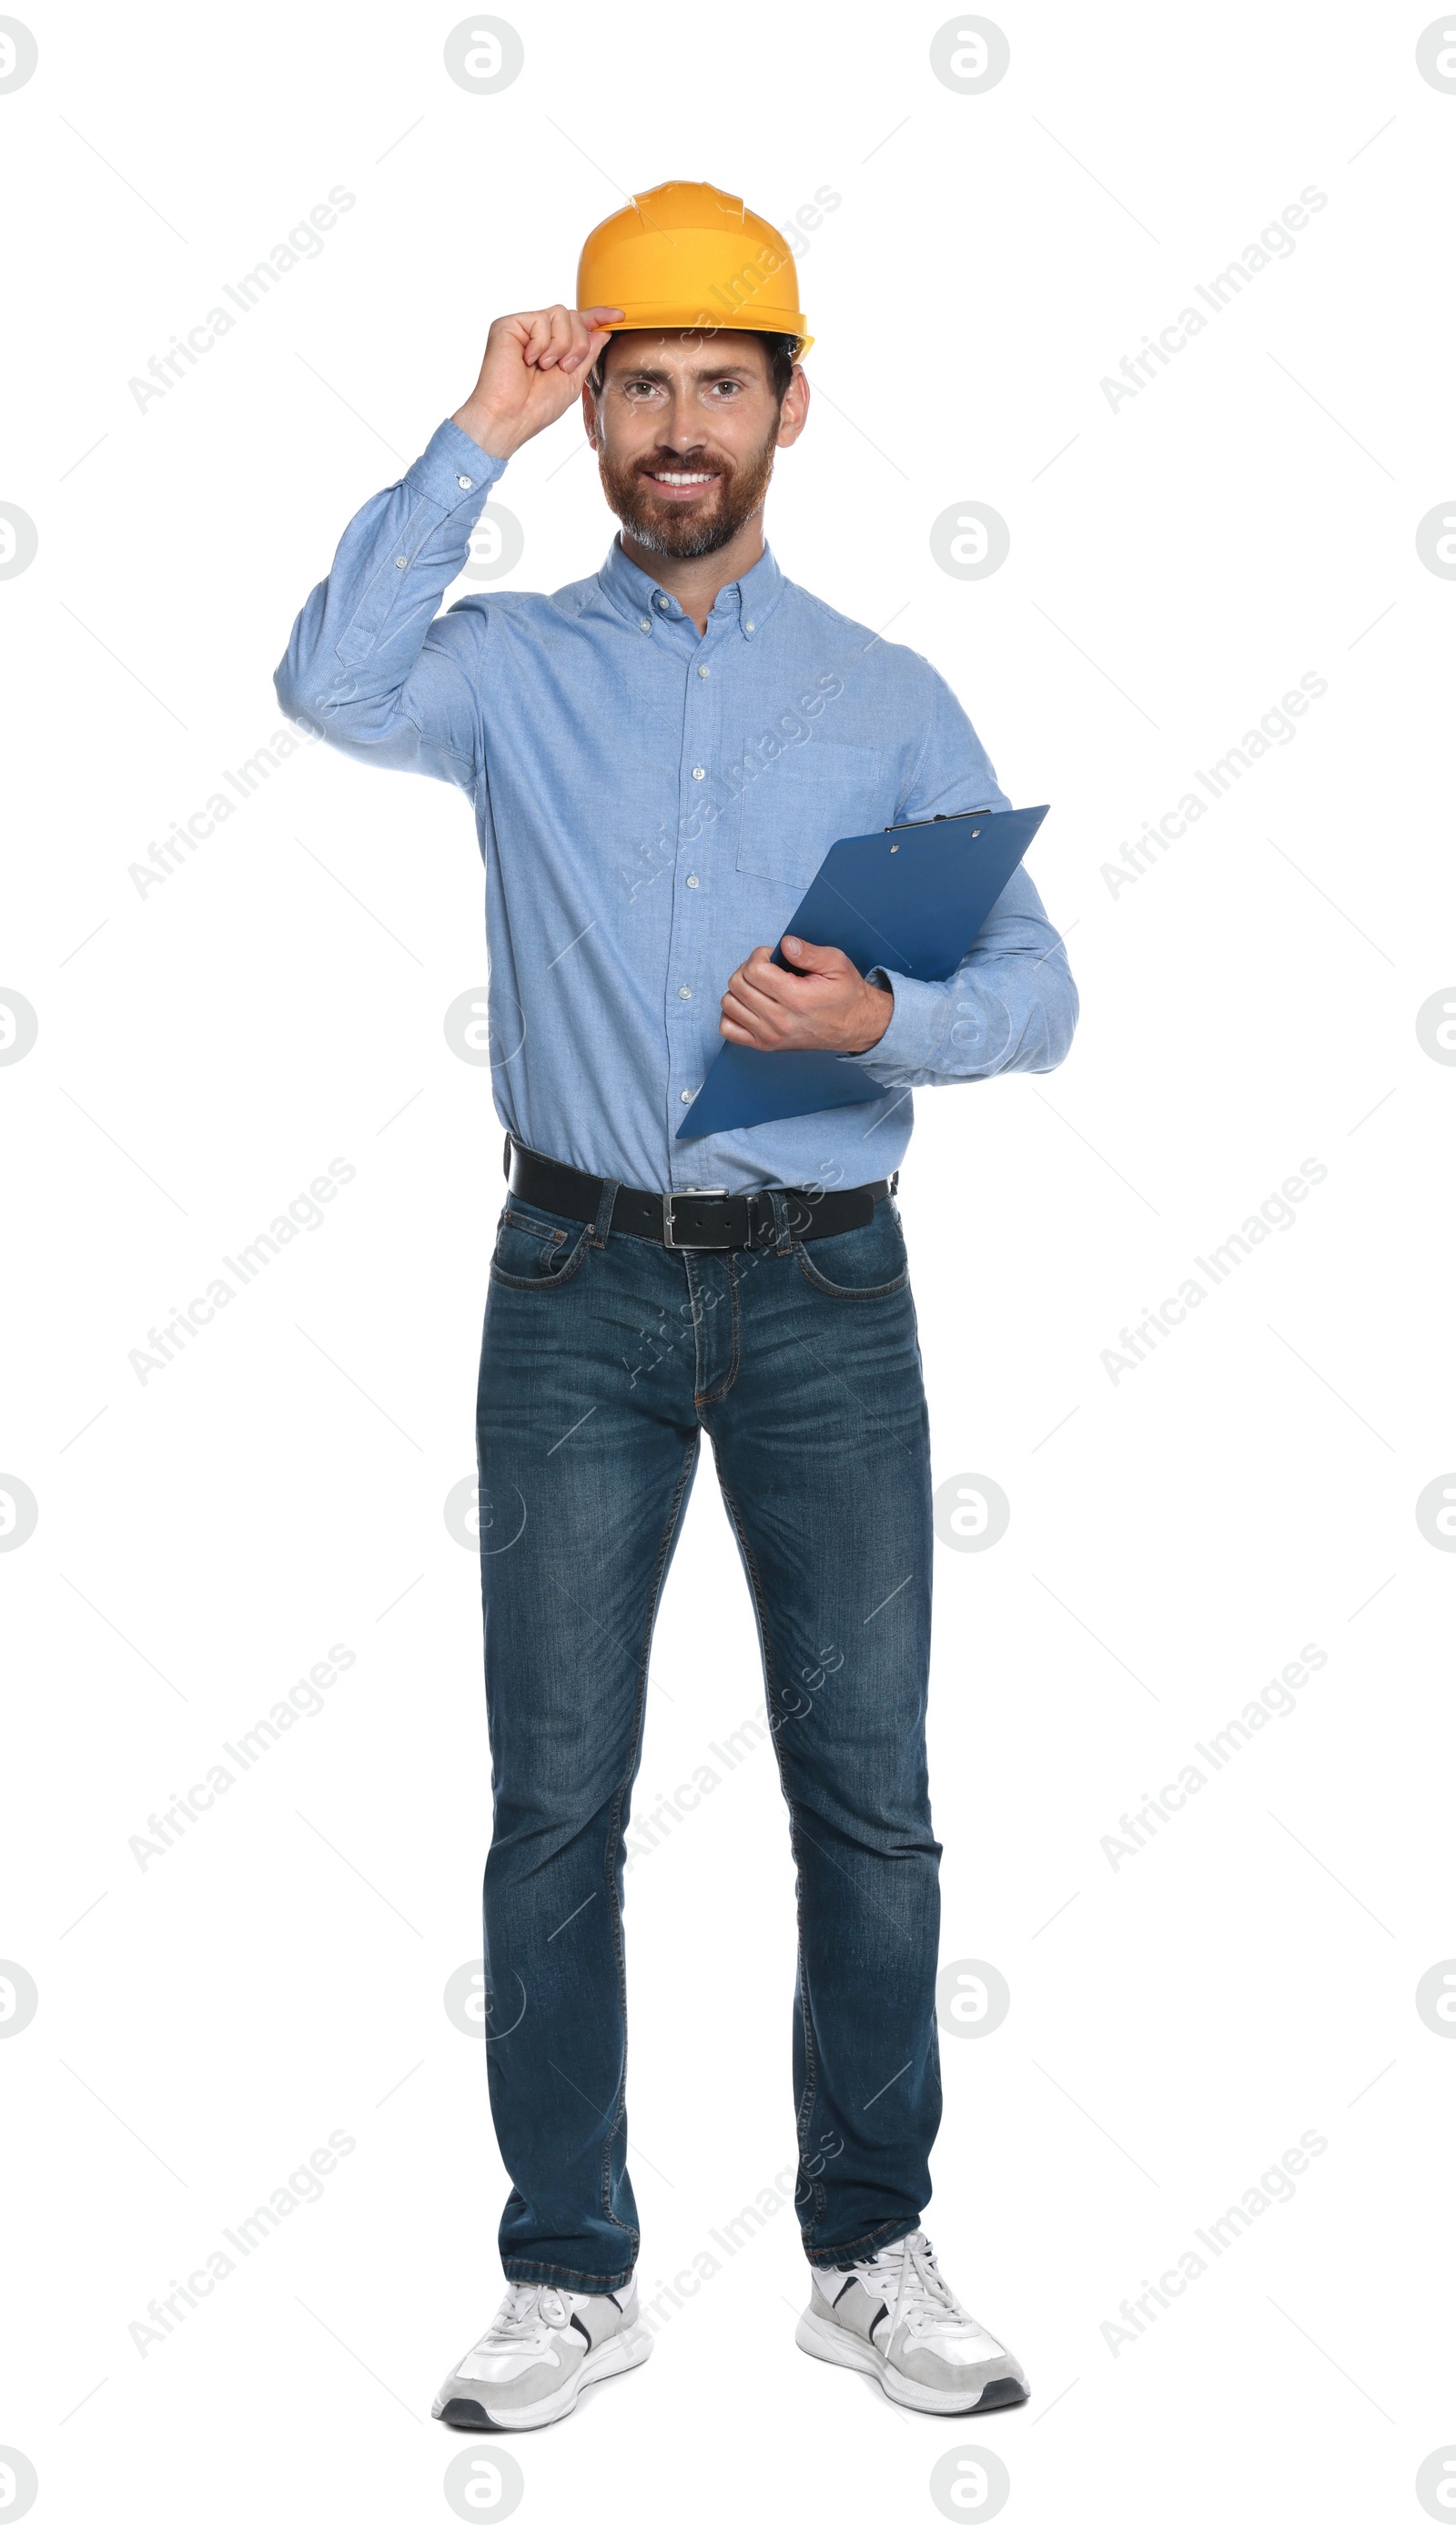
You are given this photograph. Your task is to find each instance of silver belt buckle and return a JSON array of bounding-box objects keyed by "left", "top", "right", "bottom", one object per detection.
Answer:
[{"left": 662, "top": 1186, "right": 729, "bottom": 1249}]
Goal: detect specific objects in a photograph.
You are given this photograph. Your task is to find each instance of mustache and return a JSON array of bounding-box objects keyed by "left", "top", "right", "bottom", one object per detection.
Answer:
[{"left": 635, "top": 451, "right": 727, "bottom": 478}]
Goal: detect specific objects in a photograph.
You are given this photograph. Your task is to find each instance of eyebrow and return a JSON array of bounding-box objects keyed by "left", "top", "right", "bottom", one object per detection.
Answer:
[{"left": 610, "top": 362, "right": 754, "bottom": 386}]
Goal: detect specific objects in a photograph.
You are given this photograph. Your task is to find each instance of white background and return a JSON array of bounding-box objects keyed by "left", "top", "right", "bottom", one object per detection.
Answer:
[{"left": 4, "top": 2, "right": 1455, "bottom": 2532}]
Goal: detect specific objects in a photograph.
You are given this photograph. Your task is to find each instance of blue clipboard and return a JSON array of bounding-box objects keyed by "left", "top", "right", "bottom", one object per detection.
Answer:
[{"left": 676, "top": 803, "right": 1050, "bottom": 1140}]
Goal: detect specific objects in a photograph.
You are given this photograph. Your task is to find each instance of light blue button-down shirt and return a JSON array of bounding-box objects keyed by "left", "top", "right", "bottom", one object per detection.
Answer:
[{"left": 275, "top": 419, "right": 1077, "bottom": 1194}]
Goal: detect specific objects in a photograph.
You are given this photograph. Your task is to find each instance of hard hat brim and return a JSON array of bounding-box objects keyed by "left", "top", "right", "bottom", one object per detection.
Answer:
[{"left": 594, "top": 306, "right": 812, "bottom": 355}]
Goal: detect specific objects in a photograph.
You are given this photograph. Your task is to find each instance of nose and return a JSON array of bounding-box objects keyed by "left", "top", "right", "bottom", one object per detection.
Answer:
[{"left": 660, "top": 382, "right": 707, "bottom": 451}]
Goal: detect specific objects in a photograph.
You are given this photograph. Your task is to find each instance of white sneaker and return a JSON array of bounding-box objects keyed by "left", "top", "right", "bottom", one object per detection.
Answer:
[
  {"left": 433, "top": 2278, "right": 652, "bottom": 2432},
  {"left": 796, "top": 2232, "right": 1028, "bottom": 2414}
]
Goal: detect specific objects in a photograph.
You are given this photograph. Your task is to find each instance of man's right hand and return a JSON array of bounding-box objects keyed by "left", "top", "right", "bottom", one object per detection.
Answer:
[{"left": 451, "top": 305, "right": 623, "bottom": 461}]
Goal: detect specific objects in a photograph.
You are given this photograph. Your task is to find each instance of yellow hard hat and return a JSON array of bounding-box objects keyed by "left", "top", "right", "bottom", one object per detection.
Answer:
[{"left": 577, "top": 180, "right": 812, "bottom": 355}]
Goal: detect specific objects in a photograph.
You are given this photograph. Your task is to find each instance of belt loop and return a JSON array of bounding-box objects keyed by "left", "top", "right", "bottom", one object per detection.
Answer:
[
  {"left": 590, "top": 1177, "right": 619, "bottom": 1247},
  {"left": 770, "top": 1190, "right": 794, "bottom": 1256},
  {"left": 502, "top": 1129, "right": 512, "bottom": 1184}
]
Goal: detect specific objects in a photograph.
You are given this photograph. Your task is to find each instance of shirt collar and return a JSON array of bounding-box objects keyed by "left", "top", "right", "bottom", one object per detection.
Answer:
[{"left": 597, "top": 531, "right": 784, "bottom": 642}]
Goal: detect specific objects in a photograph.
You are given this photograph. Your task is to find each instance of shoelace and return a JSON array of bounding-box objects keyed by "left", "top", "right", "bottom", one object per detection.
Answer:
[
  {"left": 475, "top": 2284, "right": 573, "bottom": 2354},
  {"left": 856, "top": 2232, "right": 980, "bottom": 2349}
]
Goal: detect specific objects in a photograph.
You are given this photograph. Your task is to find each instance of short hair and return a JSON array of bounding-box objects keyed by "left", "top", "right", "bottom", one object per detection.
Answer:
[{"left": 587, "top": 329, "right": 801, "bottom": 403}]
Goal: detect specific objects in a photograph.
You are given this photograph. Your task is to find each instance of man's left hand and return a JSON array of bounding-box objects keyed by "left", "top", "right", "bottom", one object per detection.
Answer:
[{"left": 719, "top": 936, "right": 893, "bottom": 1055}]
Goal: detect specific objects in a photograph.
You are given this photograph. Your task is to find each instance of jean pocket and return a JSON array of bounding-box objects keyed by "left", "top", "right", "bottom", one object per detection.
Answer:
[
  {"left": 490, "top": 1205, "right": 592, "bottom": 1290},
  {"left": 793, "top": 1198, "right": 911, "bottom": 1300}
]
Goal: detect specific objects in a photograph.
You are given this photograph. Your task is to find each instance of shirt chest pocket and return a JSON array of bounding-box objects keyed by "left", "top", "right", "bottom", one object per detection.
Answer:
[{"left": 733, "top": 739, "right": 885, "bottom": 888}]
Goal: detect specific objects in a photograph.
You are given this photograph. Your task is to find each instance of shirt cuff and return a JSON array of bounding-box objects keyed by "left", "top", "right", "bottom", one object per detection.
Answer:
[
  {"left": 405, "top": 419, "right": 508, "bottom": 515},
  {"left": 858, "top": 968, "right": 947, "bottom": 1079}
]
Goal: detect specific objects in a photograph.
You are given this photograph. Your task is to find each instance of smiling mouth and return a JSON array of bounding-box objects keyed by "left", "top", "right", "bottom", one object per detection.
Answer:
[{"left": 641, "top": 467, "right": 721, "bottom": 495}]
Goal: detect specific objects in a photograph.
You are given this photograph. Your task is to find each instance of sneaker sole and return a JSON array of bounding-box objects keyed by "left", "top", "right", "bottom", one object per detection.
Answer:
[
  {"left": 433, "top": 2318, "right": 652, "bottom": 2433},
  {"left": 795, "top": 2305, "right": 1027, "bottom": 2415}
]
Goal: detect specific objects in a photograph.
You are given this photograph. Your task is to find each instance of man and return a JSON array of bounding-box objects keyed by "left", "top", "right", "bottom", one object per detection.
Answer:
[{"left": 276, "top": 179, "right": 1077, "bottom": 2432}]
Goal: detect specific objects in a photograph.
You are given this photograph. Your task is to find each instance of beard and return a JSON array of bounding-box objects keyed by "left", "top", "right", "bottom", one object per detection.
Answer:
[{"left": 597, "top": 422, "right": 779, "bottom": 559}]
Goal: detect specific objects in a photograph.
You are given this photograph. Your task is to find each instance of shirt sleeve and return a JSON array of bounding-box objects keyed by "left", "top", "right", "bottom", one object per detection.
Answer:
[
  {"left": 273, "top": 420, "right": 505, "bottom": 788},
  {"left": 856, "top": 663, "right": 1078, "bottom": 1086}
]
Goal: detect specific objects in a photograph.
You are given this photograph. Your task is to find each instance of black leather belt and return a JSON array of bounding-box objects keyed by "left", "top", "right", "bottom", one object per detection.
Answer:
[{"left": 505, "top": 1136, "right": 893, "bottom": 1251}]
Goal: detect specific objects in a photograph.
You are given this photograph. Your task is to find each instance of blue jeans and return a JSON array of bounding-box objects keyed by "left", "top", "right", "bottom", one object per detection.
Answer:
[{"left": 475, "top": 1187, "right": 941, "bottom": 2293}]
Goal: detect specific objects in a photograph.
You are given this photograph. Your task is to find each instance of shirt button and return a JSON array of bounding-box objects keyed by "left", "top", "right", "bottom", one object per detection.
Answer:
[
  {"left": 639, "top": 617, "right": 652, "bottom": 633},
  {"left": 685, "top": 874, "right": 700, "bottom": 888},
  {"left": 457, "top": 474, "right": 473, "bottom": 490},
  {"left": 655, "top": 592, "right": 670, "bottom": 610},
  {"left": 680, "top": 1090, "right": 693, "bottom": 1104},
  {"left": 692, "top": 767, "right": 705, "bottom": 781},
  {"left": 744, "top": 619, "right": 754, "bottom": 633},
  {"left": 697, "top": 664, "right": 710, "bottom": 678},
  {"left": 678, "top": 986, "right": 693, "bottom": 1000},
  {"left": 395, "top": 556, "right": 408, "bottom": 569}
]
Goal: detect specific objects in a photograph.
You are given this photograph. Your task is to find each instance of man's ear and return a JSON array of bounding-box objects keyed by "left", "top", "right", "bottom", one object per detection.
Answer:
[
  {"left": 581, "top": 376, "right": 601, "bottom": 450},
  {"left": 775, "top": 366, "right": 809, "bottom": 450}
]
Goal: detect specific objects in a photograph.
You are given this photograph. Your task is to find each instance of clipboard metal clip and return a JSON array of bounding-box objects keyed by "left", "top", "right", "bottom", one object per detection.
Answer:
[{"left": 883, "top": 807, "right": 994, "bottom": 831}]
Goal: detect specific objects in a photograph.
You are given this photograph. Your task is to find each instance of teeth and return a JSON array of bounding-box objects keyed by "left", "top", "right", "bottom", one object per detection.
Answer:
[{"left": 652, "top": 471, "right": 713, "bottom": 485}]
